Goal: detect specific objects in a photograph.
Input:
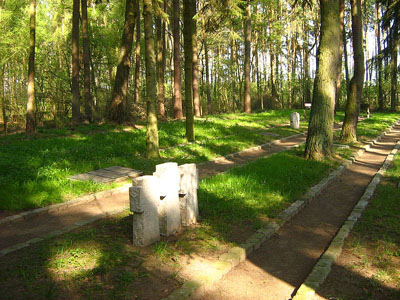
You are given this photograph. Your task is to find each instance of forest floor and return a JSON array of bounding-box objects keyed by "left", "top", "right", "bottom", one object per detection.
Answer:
[{"left": 0, "top": 113, "right": 399, "bottom": 300}]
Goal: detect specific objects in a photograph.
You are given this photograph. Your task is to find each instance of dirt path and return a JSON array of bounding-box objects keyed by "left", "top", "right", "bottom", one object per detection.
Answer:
[
  {"left": 0, "top": 132, "right": 307, "bottom": 253},
  {"left": 197, "top": 124, "right": 400, "bottom": 300}
]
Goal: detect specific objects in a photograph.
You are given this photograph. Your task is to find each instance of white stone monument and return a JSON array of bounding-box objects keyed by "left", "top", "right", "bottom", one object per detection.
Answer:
[
  {"left": 153, "top": 162, "right": 181, "bottom": 236},
  {"left": 290, "top": 112, "right": 300, "bottom": 129},
  {"left": 178, "top": 163, "right": 199, "bottom": 226},
  {"left": 130, "top": 176, "right": 161, "bottom": 246}
]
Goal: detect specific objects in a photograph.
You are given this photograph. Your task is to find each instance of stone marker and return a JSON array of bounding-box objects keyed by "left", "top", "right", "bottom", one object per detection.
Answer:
[
  {"left": 178, "top": 163, "right": 199, "bottom": 226},
  {"left": 290, "top": 112, "right": 300, "bottom": 129},
  {"left": 154, "top": 162, "right": 181, "bottom": 236},
  {"left": 130, "top": 176, "right": 160, "bottom": 246}
]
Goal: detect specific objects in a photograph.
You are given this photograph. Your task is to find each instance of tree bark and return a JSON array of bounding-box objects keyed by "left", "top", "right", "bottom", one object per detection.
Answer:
[
  {"left": 72, "top": 0, "right": 81, "bottom": 124},
  {"left": 335, "top": 0, "right": 345, "bottom": 110},
  {"left": 376, "top": 1, "right": 383, "bottom": 110},
  {"left": 243, "top": 0, "right": 251, "bottom": 113},
  {"left": 1, "top": 65, "right": 6, "bottom": 134},
  {"left": 305, "top": 0, "right": 341, "bottom": 160},
  {"left": 204, "top": 38, "right": 212, "bottom": 113},
  {"left": 134, "top": 0, "right": 141, "bottom": 103},
  {"left": 343, "top": 19, "right": 350, "bottom": 93},
  {"left": 391, "top": 19, "right": 398, "bottom": 112},
  {"left": 109, "top": 0, "right": 137, "bottom": 123},
  {"left": 340, "top": 0, "right": 365, "bottom": 143},
  {"left": 26, "top": 0, "right": 36, "bottom": 132},
  {"left": 81, "top": 0, "right": 92, "bottom": 123},
  {"left": 156, "top": 1, "right": 166, "bottom": 118},
  {"left": 192, "top": 0, "right": 200, "bottom": 117},
  {"left": 172, "top": 0, "right": 183, "bottom": 119},
  {"left": 183, "top": 0, "right": 195, "bottom": 141},
  {"left": 143, "top": 0, "right": 159, "bottom": 158}
]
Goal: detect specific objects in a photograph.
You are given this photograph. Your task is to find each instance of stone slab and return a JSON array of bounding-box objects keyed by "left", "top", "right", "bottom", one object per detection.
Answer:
[{"left": 69, "top": 166, "right": 142, "bottom": 183}]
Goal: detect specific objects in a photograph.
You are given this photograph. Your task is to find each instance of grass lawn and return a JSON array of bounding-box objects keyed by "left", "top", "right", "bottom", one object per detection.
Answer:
[
  {"left": 0, "top": 115, "right": 397, "bottom": 299},
  {"left": 0, "top": 110, "right": 307, "bottom": 211},
  {"left": 316, "top": 152, "right": 400, "bottom": 300},
  {"left": 0, "top": 143, "right": 345, "bottom": 300}
]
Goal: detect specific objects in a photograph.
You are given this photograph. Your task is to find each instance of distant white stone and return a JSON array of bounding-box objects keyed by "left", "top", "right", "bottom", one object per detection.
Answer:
[
  {"left": 290, "top": 112, "right": 300, "bottom": 129},
  {"left": 130, "top": 176, "right": 160, "bottom": 246}
]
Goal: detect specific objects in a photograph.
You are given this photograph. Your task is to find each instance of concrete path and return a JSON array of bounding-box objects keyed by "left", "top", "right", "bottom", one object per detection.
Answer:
[
  {"left": 0, "top": 131, "right": 307, "bottom": 253},
  {"left": 197, "top": 124, "right": 400, "bottom": 300}
]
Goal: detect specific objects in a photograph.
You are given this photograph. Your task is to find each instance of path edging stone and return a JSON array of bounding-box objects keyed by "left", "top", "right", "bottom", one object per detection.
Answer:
[
  {"left": 161, "top": 120, "right": 399, "bottom": 300},
  {"left": 292, "top": 123, "right": 400, "bottom": 300}
]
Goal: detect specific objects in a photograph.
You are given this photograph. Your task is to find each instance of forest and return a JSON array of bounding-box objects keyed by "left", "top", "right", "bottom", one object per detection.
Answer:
[{"left": 0, "top": 0, "right": 398, "bottom": 158}]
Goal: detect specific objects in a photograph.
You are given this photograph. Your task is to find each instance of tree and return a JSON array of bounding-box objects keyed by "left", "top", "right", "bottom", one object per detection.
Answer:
[
  {"left": 305, "top": 0, "right": 341, "bottom": 160},
  {"left": 340, "top": 0, "right": 365, "bottom": 143},
  {"left": 183, "top": 0, "right": 195, "bottom": 141},
  {"left": 375, "top": 0, "right": 384, "bottom": 110},
  {"left": 192, "top": 0, "right": 200, "bottom": 117},
  {"left": 156, "top": 0, "right": 166, "bottom": 118},
  {"left": 81, "top": 0, "right": 92, "bottom": 123},
  {"left": 72, "top": 0, "right": 81, "bottom": 124},
  {"left": 390, "top": 20, "right": 399, "bottom": 112},
  {"left": 172, "top": 0, "right": 183, "bottom": 119},
  {"left": 243, "top": 0, "right": 251, "bottom": 113},
  {"left": 143, "top": 0, "right": 159, "bottom": 158},
  {"left": 380, "top": 0, "right": 400, "bottom": 111},
  {"left": 26, "top": 0, "right": 36, "bottom": 132},
  {"left": 109, "top": 0, "right": 138, "bottom": 123},
  {"left": 134, "top": 0, "right": 141, "bottom": 104}
]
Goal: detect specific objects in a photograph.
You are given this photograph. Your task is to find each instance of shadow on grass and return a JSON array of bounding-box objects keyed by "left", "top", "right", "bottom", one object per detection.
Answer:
[{"left": 0, "top": 213, "right": 181, "bottom": 300}]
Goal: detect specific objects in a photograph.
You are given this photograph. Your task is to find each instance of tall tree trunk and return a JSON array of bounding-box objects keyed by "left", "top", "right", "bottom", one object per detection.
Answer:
[
  {"left": 81, "top": 0, "right": 92, "bottom": 123},
  {"left": 172, "top": 0, "right": 183, "bottom": 119},
  {"left": 341, "top": 0, "right": 365, "bottom": 143},
  {"left": 335, "top": 0, "right": 345, "bottom": 110},
  {"left": 204, "top": 38, "right": 212, "bottom": 113},
  {"left": 376, "top": 1, "right": 383, "bottom": 110},
  {"left": 303, "top": 21, "right": 311, "bottom": 105},
  {"left": 143, "top": 0, "right": 159, "bottom": 158},
  {"left": 192, "top": 0, "right": 200, "bottom": 117},
  {"left": 1, "top": 66, "right": 6, "bottom": 134},
  {"left": 156, "top": 1, "right": 165, "bottom": 118},
  {"left": 109, "top": 0, "right": 137, "bottom": 123},
  {"left": 134, "top": 0, "right": 141, "bottom": 103},
  {"left": 183, "top": 0, "right": 195, "bottom": 141},
  {"left": 305, "top": 0, "right": 340, "bottom": 160},
  {"left": 391, "top": 20, "right": 399, "bottom": 112},
  {"left": 26, "top": 0, "right": 36, "bottom": 132},
  {"left": 243, "top": 0, "right": 251, "bottom": 113},
  {"left": 343, "top": 18, "right": 350, "bottom": 92},
  {"left": 72, "top": 0, "right": 81, "bottom": 124}
]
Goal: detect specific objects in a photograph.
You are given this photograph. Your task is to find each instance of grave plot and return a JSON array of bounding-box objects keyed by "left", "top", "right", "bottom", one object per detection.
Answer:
[{"left": 70, "top": 166, "right": 143, "bottom": 183}]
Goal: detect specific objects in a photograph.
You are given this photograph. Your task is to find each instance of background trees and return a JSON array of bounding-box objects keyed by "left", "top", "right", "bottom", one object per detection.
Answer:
[{"left": 0, "top": 0, "right": 398, "bottom": 148}]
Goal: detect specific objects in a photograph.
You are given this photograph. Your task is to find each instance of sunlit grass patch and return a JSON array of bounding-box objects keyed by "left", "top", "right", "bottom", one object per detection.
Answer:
[
  {"left": 198, "top": 148, "right": 337, "bottom": 234},
  {"left": 0, "top": 110, "right": 308, "bottom": 211}
]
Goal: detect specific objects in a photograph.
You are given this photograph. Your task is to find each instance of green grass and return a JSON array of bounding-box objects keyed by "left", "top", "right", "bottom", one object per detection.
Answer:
[
  {"left": 198, "top": 146, "right": 337, "bottom": 235},
  {"left": 0, "top": 212, "right": 179, "bottom": 300},
  {"left": 317, "top": 152, "right": 400, "bottom": 300},
  {"left": 0, "top": 142, "right": 341, "bottom": 300},
  {"left": 333, "top": 112, "right": 400, "bottom": 142},
  {"left": 0, "top": 110, "right": 397, "bottom": 212},
  {"left": 0, "top": 119, "right": 392, "bottom": 299},
  {"left": 0, "top": 110, "right": 307, "bottom": 211}
]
